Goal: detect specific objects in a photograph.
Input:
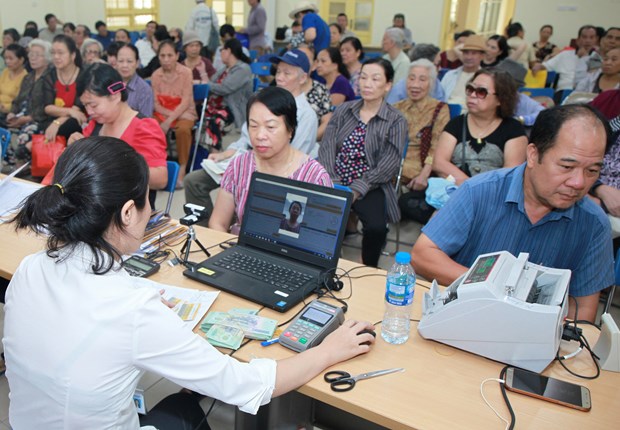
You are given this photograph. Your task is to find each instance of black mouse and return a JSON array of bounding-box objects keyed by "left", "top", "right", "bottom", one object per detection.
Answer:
[{"left": 358, "top": 329, "right": 376, "bottom": 346}]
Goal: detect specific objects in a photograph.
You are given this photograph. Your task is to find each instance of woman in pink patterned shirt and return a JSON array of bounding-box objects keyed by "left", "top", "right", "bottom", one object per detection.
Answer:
[{"left": 209, "top": 86, "right": 332, "bottom": 233}]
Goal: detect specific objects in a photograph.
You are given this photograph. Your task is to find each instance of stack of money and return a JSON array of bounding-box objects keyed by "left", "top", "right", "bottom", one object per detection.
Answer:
[
  {"left": 201, "top": 308, "right": 278, "bottom": 349},
  {"left": 205, "top": 325, "right": 244, "bottom": 349}
]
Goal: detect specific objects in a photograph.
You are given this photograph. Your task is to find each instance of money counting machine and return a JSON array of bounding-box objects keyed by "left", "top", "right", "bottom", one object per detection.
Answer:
[{"left": 418, "top": 251, "right": 570, "bottom": 372}]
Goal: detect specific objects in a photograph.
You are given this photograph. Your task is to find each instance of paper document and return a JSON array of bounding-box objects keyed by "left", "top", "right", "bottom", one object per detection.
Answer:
[
  {"left": 133, "top": 277, "right": 219, "bottom": 330},
  {"left": 0, "top": 167, "right": 40, "bottom": 220},
  {"left": 200, "top": 158, "right": 231, "bottom": 184}
]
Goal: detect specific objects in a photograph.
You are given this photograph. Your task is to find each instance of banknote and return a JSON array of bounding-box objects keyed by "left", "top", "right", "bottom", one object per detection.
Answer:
[
  {"left": 206, "top": 324, "right": 244, "bottom": 350},
  {"left": 200, "top": 310, "right": 277, "bottom": 340}
]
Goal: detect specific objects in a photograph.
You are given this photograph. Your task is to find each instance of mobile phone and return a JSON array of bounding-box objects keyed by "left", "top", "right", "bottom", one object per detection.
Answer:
[{"left": 504, "top": 367, "right": 591, "bottom": 411}]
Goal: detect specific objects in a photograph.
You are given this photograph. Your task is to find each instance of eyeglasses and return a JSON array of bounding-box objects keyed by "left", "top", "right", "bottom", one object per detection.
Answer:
[
  {"left": 86, "top": 49, "right": 101, "bottom": 56},
  {"left": 465, "top": 83, "right": 496, "bottom": 99}
]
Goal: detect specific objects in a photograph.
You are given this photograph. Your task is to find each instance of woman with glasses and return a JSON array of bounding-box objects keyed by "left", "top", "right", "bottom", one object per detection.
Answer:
[
  {"left": 433, "top": 68, "right": 527, "bottom": 185},
  {"left": 1, "top": 40, "right": 52, "bottom": 172},
  {"left": 80, "top": 38, "right": 104, "bottom": 65}
]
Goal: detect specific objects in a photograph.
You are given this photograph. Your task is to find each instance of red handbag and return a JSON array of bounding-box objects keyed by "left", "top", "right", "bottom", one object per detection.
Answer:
[{"left": 31, "top": 134, "right": 67, "bottom": 178}]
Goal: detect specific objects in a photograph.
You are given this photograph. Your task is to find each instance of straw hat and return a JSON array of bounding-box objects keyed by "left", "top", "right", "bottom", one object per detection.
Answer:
[
  {"left": 461, "top": 35, "right": 486, "bottom": 52},
  {"left": 289, "top": 1, "right": 319, "bottom": 20}
]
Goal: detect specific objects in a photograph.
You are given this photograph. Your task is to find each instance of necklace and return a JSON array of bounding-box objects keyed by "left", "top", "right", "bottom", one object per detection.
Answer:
[
  {"left": 470, "top": 116, "right": 499, "bottom": 145},
  {"left": 254, "top": 149, "right": 296, "bottom": 177},
  {"left": 58, "top": 66, "right": 78, "bottom": 91}
]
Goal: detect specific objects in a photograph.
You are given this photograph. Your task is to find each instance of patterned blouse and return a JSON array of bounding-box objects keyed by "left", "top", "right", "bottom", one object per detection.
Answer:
[
  {"left": 221, "top": 151, "right": 333, "bottom": 227},
  {"left": 306, "top": 80, "right": 332, "bottom": 122},
  {"left": 601, "top": 134, "right": 620, "bottom": 189},
  {"left": 335, "top": 121, "right": 370, "bottom": 185}
]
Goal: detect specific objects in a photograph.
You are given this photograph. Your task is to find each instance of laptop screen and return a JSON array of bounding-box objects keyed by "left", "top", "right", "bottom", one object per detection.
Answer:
[{"left": 239, "top": 173, "right": 351, "bottom": 268}]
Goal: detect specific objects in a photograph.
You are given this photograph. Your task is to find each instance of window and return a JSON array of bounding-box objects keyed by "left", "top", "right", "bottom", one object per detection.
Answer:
[
  {"left": 211, "top": 0, "right": 245, "bottom": 27},
  {"left": 477, "top": 0, "right": 503, "bottom": 38},
  {"left": 105, "top": 0, "right": 158, "bottom": 30},
  {"left": 320, "top": 0, "right": 374, "bottom": 45}
]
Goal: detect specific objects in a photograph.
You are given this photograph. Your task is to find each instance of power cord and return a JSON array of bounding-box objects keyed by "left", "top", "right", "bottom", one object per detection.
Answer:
[{"left": 480, "top": 377, "right": 510, "bottom": 430}]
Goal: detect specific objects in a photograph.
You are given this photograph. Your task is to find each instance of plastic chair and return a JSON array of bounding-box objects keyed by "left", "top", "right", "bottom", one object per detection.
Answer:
[
  {"left": 546, "top": 71, "right": 557, "bottom": 88},
  {"left": 524, "top": 69, "right": 547, "bottom": 88},
  {"left": 390, "top": 139, "right": 410, "bottom": 253},
  {"left": 518, "top": 87, "right": 554, "bottom": 99},
  {"left": 189, "top": 83, "right": 210, "bottom": 172},
  {"left": 0, "top": 127, "right": 10, "bottom": 161},
  {"left": 163, "top": 161, "right": 180, "bottom": 216},
  {"left": 438, "top": 68, "right": 449, "bottom": 81},
  {"left": 364, "top": 52, "right": 383, "bottom": 60},
  {"left": 448, "top": 103, "right": 462, "bottom": 119},
  {"left": 251, "top": 62, "right": 272, "bottom": 92},
  {"left": 249, "top": 49, "right": 258, "bottom": 62},
  {"left": 559, "top": 89, "right": 573, "bottom": 104}
]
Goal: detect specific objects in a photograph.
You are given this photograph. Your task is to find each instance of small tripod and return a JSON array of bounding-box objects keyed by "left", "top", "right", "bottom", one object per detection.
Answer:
[{"left": 180, "top": 225, "right": 210, "bottom": 267}]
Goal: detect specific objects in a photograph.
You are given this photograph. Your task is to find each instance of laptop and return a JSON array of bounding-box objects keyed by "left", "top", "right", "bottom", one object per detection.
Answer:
[{"left": 183, "top": 172, "right": 353, "bottom": 312}]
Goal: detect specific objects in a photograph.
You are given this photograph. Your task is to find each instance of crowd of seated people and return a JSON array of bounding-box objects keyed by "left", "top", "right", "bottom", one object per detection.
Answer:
[
  {"left": 1, "top": 9, "right": 619, "bottom": 430},
  {"left": 0, "top": 10, "right": 618, "bottom": 275}
]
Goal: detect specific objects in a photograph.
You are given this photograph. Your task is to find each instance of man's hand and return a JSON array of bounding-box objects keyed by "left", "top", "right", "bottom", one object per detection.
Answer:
[{"left": 595, "top": 184, "right": 620, "bottom": 217}]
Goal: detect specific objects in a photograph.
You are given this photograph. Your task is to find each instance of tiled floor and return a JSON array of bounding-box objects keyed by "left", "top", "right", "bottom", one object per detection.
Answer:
[{"left": 1, "top": 131, "right": 619, "bottom": 428}]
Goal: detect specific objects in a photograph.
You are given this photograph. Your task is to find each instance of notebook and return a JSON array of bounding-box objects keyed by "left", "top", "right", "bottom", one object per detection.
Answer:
[{"left": 183, "top": 172, "right": 352, "bottom": 312}]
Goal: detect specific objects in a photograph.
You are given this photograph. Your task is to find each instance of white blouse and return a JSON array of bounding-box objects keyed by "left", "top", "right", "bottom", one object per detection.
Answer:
[{"left": 3, "top": 245, "right": 276, "bottom": 429}]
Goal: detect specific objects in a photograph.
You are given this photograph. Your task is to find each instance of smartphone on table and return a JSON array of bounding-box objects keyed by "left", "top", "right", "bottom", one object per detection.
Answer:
[{"left": 504, "top": 367, "right": 591, "bottom": 412}]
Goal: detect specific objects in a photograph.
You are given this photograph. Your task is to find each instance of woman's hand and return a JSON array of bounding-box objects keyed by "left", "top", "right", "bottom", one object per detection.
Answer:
[
  {"left": 408, "top": 175, "right": 428, "bottom": 191},
  {"left": 160, "top": 119, "right": 172, "bottom": 133},
  {"left": 317, "top": 320, "right": 376, "bottom": 365},
  {"left": 68, "top": 132, "right": 85, "bottom": 145},
  {"left": 196, "top": 61, "right": 209, "bottom": 83},
  {"left": 69, "top": 108, "right": 87, "bottom": 124},
  {"left": 44, "top": 121, "right": 60, "bottom": 142}
]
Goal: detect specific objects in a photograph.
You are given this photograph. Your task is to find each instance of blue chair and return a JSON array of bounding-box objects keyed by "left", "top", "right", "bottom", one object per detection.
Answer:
[
  {"left": 559, "top": 89, "right": 573, "bottom": 104},
  {"left": 163, "top": 161, "right": 180, "bottom": 216},
  {"left": 189, "top": 84, "right": 210, "bottom": 172},
  {"left": 0, "top": 127, "right": 10, "bottom": 161},
  {"left": 518, "top": 87, "right": 554, "bottom": 99},
  {"left": 604, "top": 248, "right": 620, "bottom": 315},
  {"left": 448, "top": 103, "right": 462, "bottom": 119},
  {"left": 364, "top": 52, "right": 382, "bottom": 60},
  {"left": 251, "top": 62, "right": 272, "bottom": 92},
  {"left": 546, "top": 71, "right": 557, "bottom": 88},
  {"left": 249, "top": 49, "right": 258, "bottom": 62},
  {"left": 129, "top": 31, "right": 141, "bottom": 45}
]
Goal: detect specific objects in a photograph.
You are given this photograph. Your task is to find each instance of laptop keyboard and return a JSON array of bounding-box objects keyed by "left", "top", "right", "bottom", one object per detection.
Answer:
[{"left": 212, "top": 251, "right": 314, "bottom": 292}]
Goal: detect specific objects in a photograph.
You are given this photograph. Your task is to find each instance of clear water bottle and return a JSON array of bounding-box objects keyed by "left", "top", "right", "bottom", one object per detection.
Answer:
[{"left": 381, "top": 251, "right": 416, "bottom": 345}]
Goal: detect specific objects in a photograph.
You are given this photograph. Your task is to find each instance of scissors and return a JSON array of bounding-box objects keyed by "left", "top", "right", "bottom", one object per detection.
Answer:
[{"left": 323, "top": 367, "right": 404, "bottom": 392}]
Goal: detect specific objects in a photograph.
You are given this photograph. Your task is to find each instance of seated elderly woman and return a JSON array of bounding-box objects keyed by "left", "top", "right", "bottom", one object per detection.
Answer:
[
  {"left": 80, "top": 38, "right": 104, "bottom": 65},
  {"left": 209, "top": 86, "right": 332, "bottom": 233},
  {"left": 433, "top": 68, "right": 528, "bottom": 186},
  {"left": 2, "top": 39, "right": 52, "bottom": 171},
  {"left": 114, "top": 43, "right": 153, "bottom": 117},
  {"left": 575, "top": 47, "right": 620, "bottom": 94},
  {"left": 319, "top": 58, "right": 408, "bottom": 267},
  {"left": 152, "top": 40, "right": 197, "bottom": 187},
  {"left": 394, "top": 59, "right": 450, "bottom": 223}
]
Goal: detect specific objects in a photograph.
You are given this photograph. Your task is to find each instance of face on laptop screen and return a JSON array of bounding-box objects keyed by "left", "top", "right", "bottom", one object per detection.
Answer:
[{"left": 241, "top": 176, "right": 348, "bottom": 262}]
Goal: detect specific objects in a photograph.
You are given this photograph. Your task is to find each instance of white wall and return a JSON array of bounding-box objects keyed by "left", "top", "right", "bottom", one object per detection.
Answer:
[
  {"left": 0, "top": 0, "right": 105, "bottom": 33},
  {"left": 2, "top": 0, "right": 618, "bottom": 50},
  {"left": 513, "top": 0, "right": 620, "bottom": 48}
]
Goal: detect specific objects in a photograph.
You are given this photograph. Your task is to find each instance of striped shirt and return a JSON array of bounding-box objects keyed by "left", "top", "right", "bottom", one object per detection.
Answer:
[
  {"left": 221, "top": 151, "right": 333, "bottom": 225},
  {"left": 318, "top": 99, "right": 408, "bottom": 222},
  {"left": 422, "top": 164, "right": 614, "bottom": 297}
]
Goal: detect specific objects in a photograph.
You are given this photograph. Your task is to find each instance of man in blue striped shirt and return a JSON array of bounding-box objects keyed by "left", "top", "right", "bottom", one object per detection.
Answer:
[{"left": 411, "top": 105, "right": 614, "bottom": 322}]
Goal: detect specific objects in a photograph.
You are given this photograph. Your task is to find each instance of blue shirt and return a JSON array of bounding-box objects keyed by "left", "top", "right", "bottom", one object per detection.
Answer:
[
  {"left": 302, "top": 13, "right": 330, "bottom": 53},
  {"left": 387, "top": 77, "right": 446, "bottom": 104},
  {"left": 422, "top": 164, "right": 614, "bottom": 297},
  {"left": 94, "top": 32, "right": 116, "bottom": 51},
  {"left": 515, "top": 93, "right": 544, "bottom": 126}
]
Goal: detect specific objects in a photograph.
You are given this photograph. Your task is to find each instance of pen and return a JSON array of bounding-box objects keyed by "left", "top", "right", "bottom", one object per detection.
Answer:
[{"left": 261, "top": 338, "right": 280, "bottom": 346}]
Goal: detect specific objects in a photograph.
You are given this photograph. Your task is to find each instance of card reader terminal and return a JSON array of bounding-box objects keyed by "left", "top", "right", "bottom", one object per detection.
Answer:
[{"left": 279, "top": 300, "right": 345, "bottom": 352}]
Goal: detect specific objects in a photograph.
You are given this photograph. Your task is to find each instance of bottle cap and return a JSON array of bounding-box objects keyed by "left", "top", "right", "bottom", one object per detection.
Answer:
[{"left": 395, "top": 252, "right": 411, "bottom": 264}]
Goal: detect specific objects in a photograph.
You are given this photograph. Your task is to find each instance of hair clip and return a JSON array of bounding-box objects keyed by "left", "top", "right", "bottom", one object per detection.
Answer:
[{"left": 107, "top": 81, "right": 126, "bottom": 95}]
